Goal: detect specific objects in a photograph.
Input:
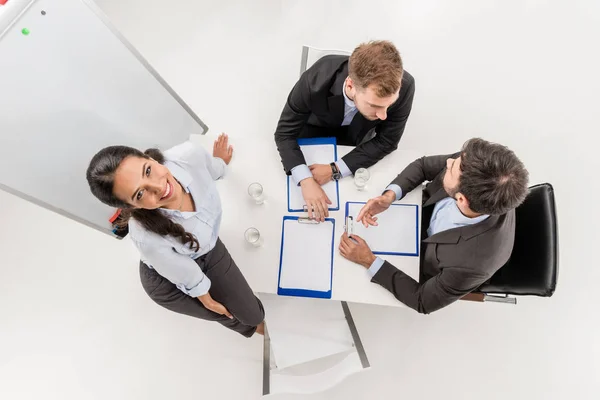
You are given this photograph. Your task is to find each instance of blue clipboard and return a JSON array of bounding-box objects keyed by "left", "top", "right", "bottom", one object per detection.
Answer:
[
  {"left": 287, "top": 137, "right": 340, "bottom": 212},
  {"left": 277, "top": 216, "right": 336, "bottom": 299},
  {"left": 345, "top": 201, "right": 420, "bottom": 257}
]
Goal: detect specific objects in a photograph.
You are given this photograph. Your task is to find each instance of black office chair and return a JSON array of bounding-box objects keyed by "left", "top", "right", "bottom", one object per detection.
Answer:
[{"left": 469, "top": 183, "right": 558, "bottom": 304}]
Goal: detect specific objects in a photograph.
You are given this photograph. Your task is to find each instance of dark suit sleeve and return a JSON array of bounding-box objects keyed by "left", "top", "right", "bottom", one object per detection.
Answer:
[
  {"left": 370, "top": 261, "right": 489, "bottom": 314},
  {"left": 274, "top": 72, "right": 313, "bottom": 174},
  {"left": 389, "top": 153, "right": 459, "bottom": 199},
  {"left": 341, "top": 78, "right": 415, "bottom": 173}
]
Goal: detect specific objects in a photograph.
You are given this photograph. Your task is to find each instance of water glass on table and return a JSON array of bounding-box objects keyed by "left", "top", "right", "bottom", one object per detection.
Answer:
[
  {"left": 244, "top": 227, "right": 263, "bottom": 247},
  {"left": 354, "top": 168, "right": 370, "bottom": 191},
  {"left": 248, "top": 182, "right": 265, "bottom": 204}
]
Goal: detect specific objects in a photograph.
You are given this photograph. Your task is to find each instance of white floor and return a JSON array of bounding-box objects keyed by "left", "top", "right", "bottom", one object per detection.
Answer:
[{"left": 1, "top": 0, "right": 599, "bottom": 399}]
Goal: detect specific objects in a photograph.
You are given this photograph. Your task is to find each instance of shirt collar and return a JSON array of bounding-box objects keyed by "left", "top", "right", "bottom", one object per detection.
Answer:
[
  {"left": 342, "top": 77, "right": 356, "bottom": 109},
  {"left": 424, "top": 200, "right": 494, "bottom": 244},
  {"left": 449, "top": 199, "right": 489, "bottom": 225},
  {"left": 158, "top": 161, "right": 194, "bottom": 217},
  {"left": 165, "top": 160, "right": 193, "bottom": 192}
]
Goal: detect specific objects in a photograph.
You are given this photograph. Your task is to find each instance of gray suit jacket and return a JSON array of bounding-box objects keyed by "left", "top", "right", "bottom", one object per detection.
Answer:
[
  {"left": 371, "top": 154, "right": 515, "bottom": 314},
  {"left": 274, "top": 55, "right": 415, "bottom": 174}
]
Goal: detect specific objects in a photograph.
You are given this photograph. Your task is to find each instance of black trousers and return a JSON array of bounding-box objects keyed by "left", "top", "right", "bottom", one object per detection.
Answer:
[{"left": 139, "top": 238, "right": 265, "bottom": 337}]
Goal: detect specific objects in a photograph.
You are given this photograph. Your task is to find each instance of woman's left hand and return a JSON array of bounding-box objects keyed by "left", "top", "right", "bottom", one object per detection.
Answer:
[{"left": 213, "top": 133, "right": 233, "bottom": 164}]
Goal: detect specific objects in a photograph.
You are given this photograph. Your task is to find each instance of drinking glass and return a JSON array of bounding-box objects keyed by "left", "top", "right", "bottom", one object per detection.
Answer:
[
  {"left": 354, "top": 168, "right": 370, "bottom": 191},
  {"left": 248, "top": 182, "right": 265, "bottom": 204},
  {"left": 244, "top": 227, "right": 263, "bottom": 247}
]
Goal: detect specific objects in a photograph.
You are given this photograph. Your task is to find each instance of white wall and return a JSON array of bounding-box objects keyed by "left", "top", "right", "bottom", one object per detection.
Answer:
[{"left": 1, "top": 0, "right": 598, "bottom": 399}]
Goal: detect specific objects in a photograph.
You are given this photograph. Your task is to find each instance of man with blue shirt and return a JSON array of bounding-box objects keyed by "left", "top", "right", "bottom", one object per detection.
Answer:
[
  {"left": 274, "top": 40, "right": 415, "bottom": 221},
  {"left": 339, "top": 138, "right": 529, "bottom": 314}
]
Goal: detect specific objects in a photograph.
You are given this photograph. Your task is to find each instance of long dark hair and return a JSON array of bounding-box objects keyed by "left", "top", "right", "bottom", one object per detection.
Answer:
[{"left": 86, "top": 145, "right": 200, "bottom": 251}]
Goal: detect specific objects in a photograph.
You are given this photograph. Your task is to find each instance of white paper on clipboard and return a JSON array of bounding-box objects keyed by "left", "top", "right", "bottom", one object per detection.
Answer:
[
  {"left": 288, "top": 141, "right": 339, "bottom": 211},
  {"left": 346, "top": 202, "right": 419, "bottom": 256},
  {"left": 278, "top": 218, "right": 335, "bottom": 295}
]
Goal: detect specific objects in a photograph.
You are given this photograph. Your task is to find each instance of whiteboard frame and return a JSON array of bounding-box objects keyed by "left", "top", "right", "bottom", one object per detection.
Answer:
[
  {"left": 80, "top": 0, "right": 208, "bottom": 133},
  {"left": 0, "top": 0, "right": 208, "bottom": 134}
]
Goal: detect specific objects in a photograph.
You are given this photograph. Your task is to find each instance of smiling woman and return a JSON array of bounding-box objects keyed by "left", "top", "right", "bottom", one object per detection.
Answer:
[
  {"left": 87, "top": 145, "right": 201, "bottom": 250},
  {"left": 112, "top": 149, "right": 188, "bottom": 214},
  {"left": 85, "top": 135, "right": 265, "bottom": 338}
]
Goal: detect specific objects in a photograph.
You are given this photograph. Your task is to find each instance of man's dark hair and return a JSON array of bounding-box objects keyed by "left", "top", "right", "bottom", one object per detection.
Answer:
[{"left": 458, "top": 138, "right": 529, "bottom": 215}]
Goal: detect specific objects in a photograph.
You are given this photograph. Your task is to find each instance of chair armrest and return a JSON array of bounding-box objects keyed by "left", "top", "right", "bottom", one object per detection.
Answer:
[{"left": 460, "top": 292, "right": 485, "bottom": 302}]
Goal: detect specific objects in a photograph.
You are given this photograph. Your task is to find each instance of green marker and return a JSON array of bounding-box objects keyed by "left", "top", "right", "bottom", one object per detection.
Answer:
[{"left": 22, "top": 28, "right": 30, "bottom": 35}]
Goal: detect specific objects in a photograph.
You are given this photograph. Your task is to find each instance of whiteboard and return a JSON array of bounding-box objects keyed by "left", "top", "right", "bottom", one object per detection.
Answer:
[{"left": 0, "top": 0, "right": 208, "bottom": 237}]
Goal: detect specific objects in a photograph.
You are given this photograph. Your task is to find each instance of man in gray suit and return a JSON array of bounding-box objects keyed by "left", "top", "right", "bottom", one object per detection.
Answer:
[{"left": 339, "top": 138, "right": 529, "bottom": 314}]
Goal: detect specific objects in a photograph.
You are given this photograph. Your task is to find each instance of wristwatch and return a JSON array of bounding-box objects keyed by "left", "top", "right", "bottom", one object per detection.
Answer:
[{"left": 330, "top": 162, "right": 342, "bottom": 181}]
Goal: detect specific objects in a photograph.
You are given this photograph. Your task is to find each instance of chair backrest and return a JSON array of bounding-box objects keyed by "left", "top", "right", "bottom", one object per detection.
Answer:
[
  {"left": 299, "top": 45, "right": 351, "bottom": 77},
  {"left": 478, "top": 183, "right": 558, "bottom": 296}
]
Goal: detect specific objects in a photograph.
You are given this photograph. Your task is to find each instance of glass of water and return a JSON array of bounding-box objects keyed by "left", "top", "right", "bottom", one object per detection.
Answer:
[
  {"left": 354, "top": 168, "right": 370, "bottom": 191},
  {"left": 244, "top": 227, "right": 263, "bottom": 247},
  {"left": 248, "top": 182, "right": 264, "bottom": 204}
]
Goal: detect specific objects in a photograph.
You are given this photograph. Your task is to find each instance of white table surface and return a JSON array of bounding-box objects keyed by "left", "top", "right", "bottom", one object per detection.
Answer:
[{"left": 192, "top": 135, "right": 422, "bottom": 308}]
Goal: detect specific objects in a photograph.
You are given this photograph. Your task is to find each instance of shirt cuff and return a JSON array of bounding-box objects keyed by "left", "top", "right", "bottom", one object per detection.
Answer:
[
  {"left": 185, "top": 275, "right": 212, "bottom": 297},
  {"left": 384, "top": 184, "right": 403, "bottom": 201},
  {"left": 213, "top": 157, "right": 227, "bottom": 179},
  {"left": 336, "top": 160, "right": 353, "bottom": 178},
  {"left": 367, "top": 257, "right": 385, "bottom": 278},
  {"left": 291, "top": 164, "right": 312, "bottom": 186}
]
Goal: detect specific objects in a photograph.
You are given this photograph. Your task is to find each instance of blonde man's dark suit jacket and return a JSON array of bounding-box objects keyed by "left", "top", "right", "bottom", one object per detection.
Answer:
[{"left": 274, "top": 55, "right": 415, "bottom": 174}]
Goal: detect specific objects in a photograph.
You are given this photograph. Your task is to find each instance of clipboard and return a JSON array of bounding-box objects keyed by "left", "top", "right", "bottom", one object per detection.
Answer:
[
  {"left": 344, "top": 202, "right": 419, "bottom": 257},
  {"left": 277, "top": 216, "right": 336, "bottom": 299},
  {"left": 287, "top": 137, "right": 340, "bottom": 212}
]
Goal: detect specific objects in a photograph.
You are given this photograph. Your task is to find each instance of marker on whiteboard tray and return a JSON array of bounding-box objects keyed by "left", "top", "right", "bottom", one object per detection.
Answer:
[{"left": 109, "top": 209, "right": 122, "bottom": 224}]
